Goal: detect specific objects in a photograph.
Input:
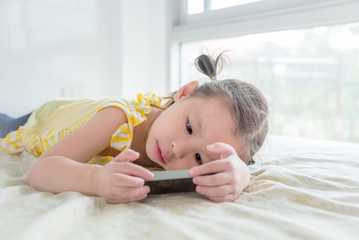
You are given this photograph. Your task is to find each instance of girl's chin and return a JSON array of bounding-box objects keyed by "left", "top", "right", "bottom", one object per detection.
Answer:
[{"left": 148, "top": 157, "right": 165, "bottom": 169}]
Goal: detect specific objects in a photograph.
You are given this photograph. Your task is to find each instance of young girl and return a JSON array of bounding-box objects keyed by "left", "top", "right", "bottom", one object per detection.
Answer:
[{"left": 0, "top": 52, "right": 268, "bottom": 203}]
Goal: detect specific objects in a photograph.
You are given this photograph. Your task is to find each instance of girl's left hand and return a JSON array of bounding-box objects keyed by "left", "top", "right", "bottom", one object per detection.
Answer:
[{"left": 189, "top": 142, "right": 250, "bottom": 202}]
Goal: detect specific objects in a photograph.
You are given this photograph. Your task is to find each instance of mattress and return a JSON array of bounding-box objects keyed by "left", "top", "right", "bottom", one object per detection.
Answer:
[{"left": 0, "top": 135, "right": 358, "bottom": 240}]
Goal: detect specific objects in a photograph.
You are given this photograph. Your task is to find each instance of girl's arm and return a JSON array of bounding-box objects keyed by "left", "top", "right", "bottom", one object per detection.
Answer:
[{"left": 28, "top": 107, "right": 153, "bottom": 203}]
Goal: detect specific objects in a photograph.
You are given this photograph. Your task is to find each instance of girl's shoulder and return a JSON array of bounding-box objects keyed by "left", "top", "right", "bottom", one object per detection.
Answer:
[
  {"left": 100, "top": 93, "right": 164, "bottom": 110},
  {"left": 31, "top": 93, "right": 164, "bottom": 125}
]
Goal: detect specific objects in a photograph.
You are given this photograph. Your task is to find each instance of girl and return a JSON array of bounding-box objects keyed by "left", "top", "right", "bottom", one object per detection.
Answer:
[{"left": 0, "top": 52, "right": 268, "bottom": 203}]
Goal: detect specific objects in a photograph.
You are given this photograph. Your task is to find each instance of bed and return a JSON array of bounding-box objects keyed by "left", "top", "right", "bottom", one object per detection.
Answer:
[{"left": 1, "top": 134, "right": 358, "bottom": 240}]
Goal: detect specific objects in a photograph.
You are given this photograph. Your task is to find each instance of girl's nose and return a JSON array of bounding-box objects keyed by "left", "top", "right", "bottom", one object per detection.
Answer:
[{"left": 171, "top": 140, "right": 185, "bottom": 159}]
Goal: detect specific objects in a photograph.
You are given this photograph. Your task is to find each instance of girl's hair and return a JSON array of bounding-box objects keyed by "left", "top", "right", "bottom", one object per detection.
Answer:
[{"left": 165, "top": 52, "right": 268, "bottom": 165}]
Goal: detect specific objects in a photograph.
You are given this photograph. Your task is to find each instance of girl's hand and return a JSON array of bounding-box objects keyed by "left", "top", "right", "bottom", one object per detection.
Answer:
[
  {"left": 94, "top": 149, "right": 154, "bottom": 203},
  {"left": 189, "top": 142, "right": 250, "bottom": 202}
]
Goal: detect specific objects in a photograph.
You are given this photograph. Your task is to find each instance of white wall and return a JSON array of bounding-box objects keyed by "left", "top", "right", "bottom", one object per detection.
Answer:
[
  {"left": 119, "top": 0, "right": 168, "bottom": 98},
  {"left": 0, "top": 0, "right": 168, "bottom": 117}
]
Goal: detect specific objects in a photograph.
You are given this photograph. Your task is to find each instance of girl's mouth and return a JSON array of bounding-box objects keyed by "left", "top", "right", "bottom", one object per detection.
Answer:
[{"left": 155, "top": 141, "right": 166, "bottom": 164}]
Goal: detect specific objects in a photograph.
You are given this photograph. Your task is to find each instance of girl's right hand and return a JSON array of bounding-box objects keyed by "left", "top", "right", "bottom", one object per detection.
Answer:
[{"left": 94, "top": 149, "right": 154, "bottom": 203}]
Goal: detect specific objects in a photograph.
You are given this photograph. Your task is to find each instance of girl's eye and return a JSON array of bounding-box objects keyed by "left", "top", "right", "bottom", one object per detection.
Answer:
[
  {"left": 195, "top": 153, "right": 202, "bottom": 165},
  {"left": 186, "top": 122, "right": 193, "bottom": 134}
]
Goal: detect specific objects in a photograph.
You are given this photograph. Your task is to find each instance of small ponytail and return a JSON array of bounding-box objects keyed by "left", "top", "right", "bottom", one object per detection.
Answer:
[{"left": 194, "top": 51, "right": 227, "bottom": 81}]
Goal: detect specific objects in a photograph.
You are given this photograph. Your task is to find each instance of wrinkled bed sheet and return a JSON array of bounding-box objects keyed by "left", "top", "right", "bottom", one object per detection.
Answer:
[{"left": 1, "top": 135, "right": 359, "bottom": 240}]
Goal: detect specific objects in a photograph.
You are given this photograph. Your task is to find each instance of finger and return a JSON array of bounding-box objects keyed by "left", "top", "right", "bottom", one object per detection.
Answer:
[
  {"left": 110, "top": 173, "right": 145, "bottom": 187},
  {"left": 112, "top": 149, "right": 140, "bottom": 163},
  {"left": 109, "top": 162, "right": 154, "bottom": 180},
  {"left": 206, "top": 142, "right": 236, "bottom": 159},
  {"left": 117, "top": 185, "right": 150, "bottom": 202},
  {"left": 193, "top": 172, "right": 230, "bottom": 186},
  {"left": 189, "top": 159, "right": 229, "bottom": 177},
  {"left": 107, "top": 186, "right": 150, "bottom": 203},
  {"left": 120, "top": 164, "right": 154, "bottom": 180},
  {"left": 122, "top": 193, "right": 149, "bottom": 203},
  {"left": 121, "top": 192, "right": 149, "bottom": 203},
  {"left": 196, "top": 184, "right": 232, "bottom": 197}
]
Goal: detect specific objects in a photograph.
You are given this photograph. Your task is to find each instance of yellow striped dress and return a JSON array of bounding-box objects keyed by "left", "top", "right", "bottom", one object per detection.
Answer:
[{"left": 0, "top": 93, "right": 162, "bottom": 165}]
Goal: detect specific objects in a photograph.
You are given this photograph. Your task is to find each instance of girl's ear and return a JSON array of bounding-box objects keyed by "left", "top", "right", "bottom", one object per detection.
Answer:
[{"left": 173, "top": 81, "right": 199, "bottom": 101}]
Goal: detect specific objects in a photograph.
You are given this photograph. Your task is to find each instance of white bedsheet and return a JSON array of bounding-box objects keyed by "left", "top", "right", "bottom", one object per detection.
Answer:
[{"left": 1, "top": 135, "right": 359, "bottom": 240}]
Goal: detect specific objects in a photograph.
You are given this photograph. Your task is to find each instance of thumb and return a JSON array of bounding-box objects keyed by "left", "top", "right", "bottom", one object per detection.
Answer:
[
  {"left": 206, "top": 142, "right": 236, "bottom": 159},
  {"left": 113, "top": 149, "right": 140, "bottom": 163}
]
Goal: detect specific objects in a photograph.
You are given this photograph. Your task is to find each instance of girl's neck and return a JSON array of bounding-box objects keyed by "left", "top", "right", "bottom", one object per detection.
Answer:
[{"left": 131, "top": 107, "right": 163, "bottom": 168}]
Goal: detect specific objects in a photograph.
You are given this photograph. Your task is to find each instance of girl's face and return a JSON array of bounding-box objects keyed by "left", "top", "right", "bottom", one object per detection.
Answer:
[{"left": 145, "top": 96, "right": 244, "bottom": 170}]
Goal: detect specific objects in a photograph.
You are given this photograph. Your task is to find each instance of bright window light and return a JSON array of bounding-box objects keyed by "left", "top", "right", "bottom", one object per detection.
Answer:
[
  {"left": 187, "top": 0, "right": 204, "bottom": 15},
  {"left": 179, "top": 22, "right": 359, "bottom": 143},
  {"left": 187, "top": 0, "right": 263, "bottom": 14},
  {"left": 210, "top": 0, "right": 263, "bottom": 10}
]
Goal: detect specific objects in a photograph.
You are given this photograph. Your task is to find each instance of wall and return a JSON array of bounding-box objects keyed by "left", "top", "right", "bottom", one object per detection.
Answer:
[
  {"left": 0, "top": 0, "right": 168, "bottom": 117},
  {"left": 119, "top": 0, "right": 168, "bottom": 98}
]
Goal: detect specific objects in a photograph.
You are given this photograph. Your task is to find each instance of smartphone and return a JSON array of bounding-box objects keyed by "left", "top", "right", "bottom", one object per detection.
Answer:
[{"left": 145, "top": 170, "right": 196, "bottom": 194}]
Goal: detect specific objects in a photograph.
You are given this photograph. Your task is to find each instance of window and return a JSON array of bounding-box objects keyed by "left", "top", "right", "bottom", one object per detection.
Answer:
[
  {"left": 170, "top": 0, "right": 359, "bottom": 142},
  {"left": 188, "top": 0, "right": 263, "bottom": 15},
  {"left": 178, "top": 22, "right": 359, "bottom": 142}
]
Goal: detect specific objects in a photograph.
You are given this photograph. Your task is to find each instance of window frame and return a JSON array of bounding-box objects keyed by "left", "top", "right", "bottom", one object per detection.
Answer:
[
  {"left": 164, "top": 0, "right": 359, "bottom": 141},
  {"left": 170, "top": 0, "right": 359, "bottom": 42},
  {"left": 167, "top": 0, "right": 359, "bottom": 90}
]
